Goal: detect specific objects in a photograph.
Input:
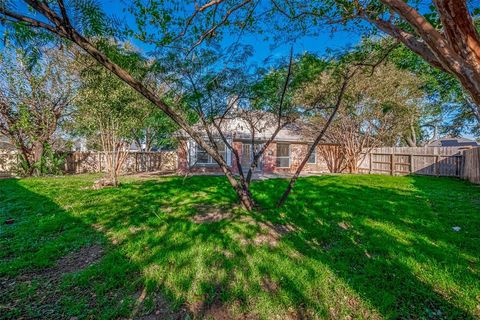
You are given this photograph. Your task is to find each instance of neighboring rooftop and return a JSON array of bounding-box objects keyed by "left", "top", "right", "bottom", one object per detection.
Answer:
[{"left": 426, "top": 137, "right": 479, "bottom": 147}]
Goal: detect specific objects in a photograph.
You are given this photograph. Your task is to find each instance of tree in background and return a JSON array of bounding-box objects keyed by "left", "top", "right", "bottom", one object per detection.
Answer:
[
  {"left": 0, "top": 48, "right": 77, "bottom": 176},
  {"left": 72, "top": 45, "right": 162, "bottom": 186},
  {"left": 130, "top": 110, "right": 176, "bottom": 151},
  {"left": 0, "top": 1, "right": 264, "bottom": 210},
  {"left": 295, "top": 60, "right": 423, "bottom": 173},
  {"left": 390, "top": 44, "right": 480, "bottom": 139},
  {"left": 263, "top": 0, "right": 480, "bottom": 132}
]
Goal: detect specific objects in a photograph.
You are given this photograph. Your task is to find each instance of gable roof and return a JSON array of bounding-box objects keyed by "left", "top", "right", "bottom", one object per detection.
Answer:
[
  {"left": 175, "top": 110, "right": 336, "bottom": 144},
  {"left": 426, "top": 137, "right": 479, "bottom": 147}
]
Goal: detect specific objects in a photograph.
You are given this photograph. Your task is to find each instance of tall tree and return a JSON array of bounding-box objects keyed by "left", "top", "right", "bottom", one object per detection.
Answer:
[
  {"left": 133, "top": 0, "right": 480, "bottom": 126},
  {"left": 275, "top": 43, "right": 421, "bottom": 207},
  {"left": 0, "top": 47, "right": 77, "bottom": 175},
  {"left": 74, "top": 65, "right": 135, "bottom": 187},
  {"left": 0, "top": 1, "right": 261, "bottom": 210},
  {"left": 303, "top": 62, "right": 424, "bottom": 173},
  {"left": 263, "top": 0, "right": 480, "bottom": 123},
  {"left": 71, "top": 43, "right": 175, "bottom": 186},
  {"left": 390, "top": 43, "right": 480, "bottom": 138}
]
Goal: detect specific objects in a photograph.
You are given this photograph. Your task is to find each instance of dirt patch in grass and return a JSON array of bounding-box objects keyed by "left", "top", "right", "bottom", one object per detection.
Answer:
[
  {"left": 187, "top": 283, "right": 224, "bottom": 317},
  {"left": 129, "top": 285, "right": 256, "bottom": 320},
  {"left": 56, "top": 245, "right": 104, "bottom": 274},
  {"left": 239, "top": 218, "right": 296, "bottom": 247},
  {"left": 192, "top": 204, "right": 234, "bottom": 223},
  {"left": 185, "top": 283, "right": 255, "bottom": 320},
  {"left": 201, "top": 301, "right": 232, "bottom": 320},
  {"left": 16, "top": 244, "right": 104, "bottom": 282},
  {"left": 0, "top": 245, "right": 105, "bottom": 318},
  {"left": 261, "top": 277, "right": 279, "bottom": 293},
  {"left": 126, "top": 171, "right": 176, "bottom": 180},
  {"left": 131, "top": 287, "right": 186, "bottom": 320}
]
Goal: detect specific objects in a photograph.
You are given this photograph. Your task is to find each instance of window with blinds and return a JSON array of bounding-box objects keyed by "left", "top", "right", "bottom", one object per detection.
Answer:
[
  {"left": 276, "top": 143, "right": 290, "bottom": 168},
  {"left": 195, "top": 140, "right": 227, "bottom": 164}
]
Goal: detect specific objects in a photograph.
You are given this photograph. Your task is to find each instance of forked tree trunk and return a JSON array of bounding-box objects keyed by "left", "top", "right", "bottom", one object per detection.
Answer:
[
  {"left": 54, "top": 11, "right": 254, "bottom": 209},
  {"left": 222, "top": 167, "right": 255, "bottom": 211},
  {"left": 318, "top": 145, "right": 346, "bottom": 173},
  {"left": 276, "top": 75, "right": 349, "bottom": 207}
]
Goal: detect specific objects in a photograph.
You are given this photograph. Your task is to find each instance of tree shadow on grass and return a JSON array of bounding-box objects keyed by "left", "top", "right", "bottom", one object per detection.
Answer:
[
  {"left": 1, "top": 175, "right": 479, "bottom": 319},
  {"left": 0, "top": 178, "right": 179, "bottom": 319},
  {"left": 78, "top": 175, "right": 479, "bottom": 318},
  {"left": 253, "top": 175, "right": 480, "bottom": 319}
]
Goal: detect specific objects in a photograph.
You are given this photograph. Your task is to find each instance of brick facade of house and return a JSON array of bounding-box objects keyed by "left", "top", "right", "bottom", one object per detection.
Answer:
[{"left": 177, "top": 139, "right": 330, "bottom": 175}]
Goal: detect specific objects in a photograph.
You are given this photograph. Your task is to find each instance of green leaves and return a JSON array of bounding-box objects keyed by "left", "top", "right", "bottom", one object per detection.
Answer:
[{"left": 72, "top": 0, "right": 110, "bottom": 37}]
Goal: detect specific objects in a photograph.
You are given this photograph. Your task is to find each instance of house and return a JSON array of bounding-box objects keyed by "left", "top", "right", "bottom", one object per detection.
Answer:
[
  {"left": 426, "top": 137, "right": 479, "bottom": 148},
  {"left": 176, "top": 112, "right": 334, "bottom": 175}
]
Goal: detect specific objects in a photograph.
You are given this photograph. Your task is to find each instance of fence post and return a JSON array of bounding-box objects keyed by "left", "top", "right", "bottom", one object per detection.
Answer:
[
  {"left": 409, "top": 154, "right": 412, "bottom": 174},
  {"left": 435, "top": 155, "right": 440, "bottom": 176},
  {"left": 390, "top": 154, "right": 394, "bottom": 176},
  {"left": 133, "top": 153, "right": 138, "bottom": 172},
  {"left": 369, "top": 153, "right": 372, "bottom": 174}
]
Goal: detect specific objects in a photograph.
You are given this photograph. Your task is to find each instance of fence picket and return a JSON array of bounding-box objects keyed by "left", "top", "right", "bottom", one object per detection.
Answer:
[{"left": 357, "top": 146, "right": 480, "bottom": 183}]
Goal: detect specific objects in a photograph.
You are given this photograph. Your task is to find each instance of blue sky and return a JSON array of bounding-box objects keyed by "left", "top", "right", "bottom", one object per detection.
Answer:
[
  {"left": 100, "top": 0, "right": 362, "bottom": 64},
  {"left": 0, "top": 0, "right": 476, "bottom": 139}
]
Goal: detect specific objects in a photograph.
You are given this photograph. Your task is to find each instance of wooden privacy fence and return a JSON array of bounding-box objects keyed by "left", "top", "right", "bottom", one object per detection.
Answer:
[
  {"left": 64, "top": 151, "right": 178, "bottom": 174},
  {"left": 358, "top": 147, "right": 480, "bottom": 181},
  {"left": 0, "top": 151, "right": 177, "bottom": 177},
  {"left": 462, "top": 147, "right": 480, "bottom": 184},
  {"left": 0, "top": 152, "right": 18, "bottom": 177}
]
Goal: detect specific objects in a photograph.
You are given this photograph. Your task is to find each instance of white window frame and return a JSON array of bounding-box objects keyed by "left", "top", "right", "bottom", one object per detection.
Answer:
[
  {"left": 307, "top": 144, "right": 316, "bottom": 164},
  {"left": 276, "top": 143, "right": 290, "bottom": 168},
  {"left": 190, "top": 139, "right": 229, "bottom": 166}
]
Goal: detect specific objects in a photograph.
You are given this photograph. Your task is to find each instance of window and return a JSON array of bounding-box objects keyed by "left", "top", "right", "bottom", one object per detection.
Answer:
[
  {"left": 196, "top": 144, "right": 210, "bottom": 164},
  {"left": 241, "top": 143, "right": 252, "bottom": 167},
  {"left": 276, "top": 143, "right": 290, "bottom": 167},
  {"left": 195, "top": 140, "right": 227, "bottom": 164},
  {"left": 307, "top": 144, "right": 316, "bottom": 164}
]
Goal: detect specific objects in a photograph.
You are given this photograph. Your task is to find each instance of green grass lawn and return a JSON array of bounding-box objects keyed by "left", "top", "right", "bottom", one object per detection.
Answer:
[{"left": 0, "top": 174, "right": 479, "bottom": 319}]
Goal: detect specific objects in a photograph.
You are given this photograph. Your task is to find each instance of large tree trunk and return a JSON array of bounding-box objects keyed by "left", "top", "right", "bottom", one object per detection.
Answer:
[
  {"left": 222, "top": 167, "right": 255, "bottom": 211},
  {"left": 371, "top": 0, "right": 480, "bottom": 109},
  {"left": 318, "top": 145, "right": 346, "bottom": 173},
  {"left": 276, "top": 74, "right": 349, "bottom": 208},
  {"left": 32, "top": 141, "right": 44, "bottom": 163},
  {"left": 404, "top": 120, "right": 417, "bottom": 147},
  {"left": 4, "top": 1, "right": 256, "bottom": 209}
]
